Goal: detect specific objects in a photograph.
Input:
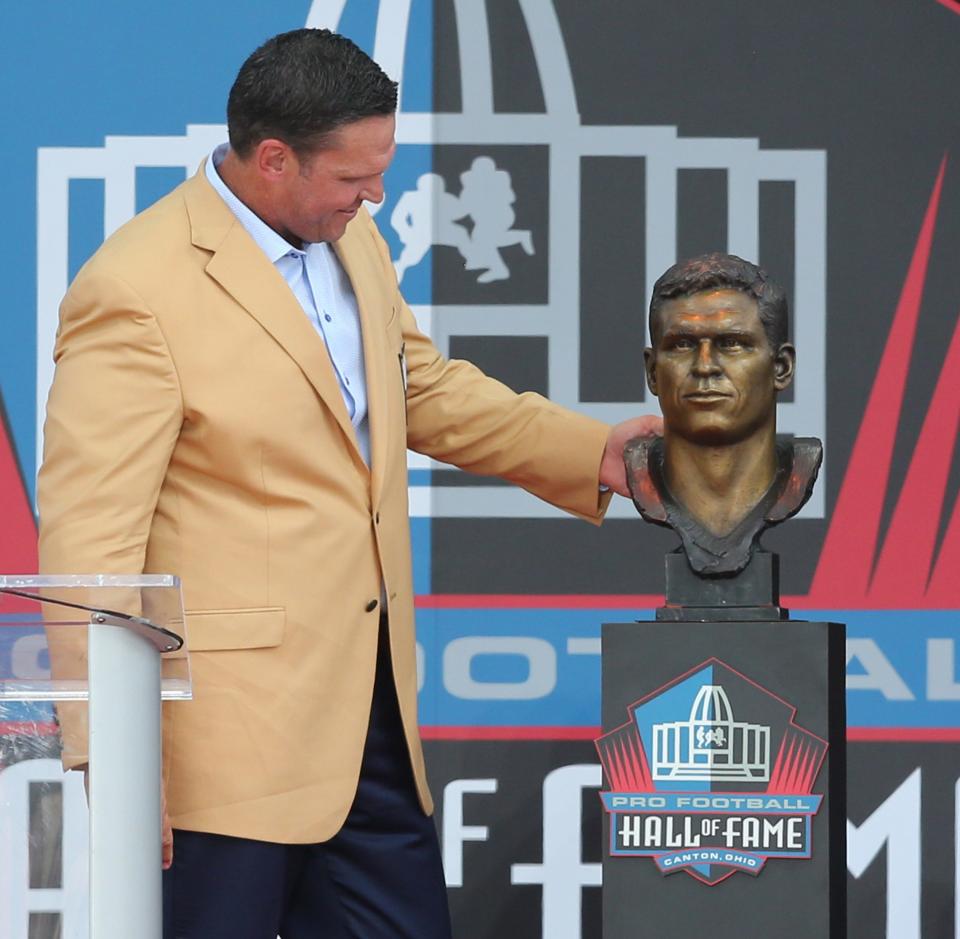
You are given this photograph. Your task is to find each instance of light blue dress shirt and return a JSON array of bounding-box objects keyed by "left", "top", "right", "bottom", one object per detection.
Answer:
[{"left": 206, "top": 145, "right": 371, "bottom": 465}]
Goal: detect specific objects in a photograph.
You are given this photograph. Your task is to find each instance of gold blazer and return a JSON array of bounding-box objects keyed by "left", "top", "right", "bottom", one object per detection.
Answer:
[{"left": 38, "top": 167, "right": 610, "bottom": 843}]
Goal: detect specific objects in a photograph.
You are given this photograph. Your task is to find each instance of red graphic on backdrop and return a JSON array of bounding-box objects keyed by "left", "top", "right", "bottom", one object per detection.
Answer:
[
  {"left": 0, "top": 398, "right": 37, "bottom": 578},
  {"left": 808, "top": 156, "right": 959, "bottom": 608}
]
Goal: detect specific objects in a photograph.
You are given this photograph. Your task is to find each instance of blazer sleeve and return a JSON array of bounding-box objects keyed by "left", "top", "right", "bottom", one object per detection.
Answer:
[
  {"left": 361, "top": 212, "right": 612, "bottom": 524},
  {"left": 38, "top": 268, "right": 183, "bottom": 576},
  {"left": 37, "top": 269, "right": 183, "bottom": 769}
]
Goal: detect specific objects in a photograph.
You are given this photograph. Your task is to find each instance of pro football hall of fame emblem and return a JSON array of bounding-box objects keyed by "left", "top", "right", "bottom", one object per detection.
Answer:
[{"left": 596, "top": 658, "right": 828, "bottom": 886}]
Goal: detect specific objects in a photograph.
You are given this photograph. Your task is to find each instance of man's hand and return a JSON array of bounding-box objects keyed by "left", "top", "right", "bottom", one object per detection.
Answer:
[
  {"left": 162, "top": 781, "right": 174, "bottom": 870},
  {"left": 600, "top": 415, "right": 663, "bottom": 497}
]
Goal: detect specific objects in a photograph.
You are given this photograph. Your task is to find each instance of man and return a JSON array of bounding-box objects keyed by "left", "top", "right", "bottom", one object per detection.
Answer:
[
  {"left": 625, "top": 252, "right": 820, "bottom": 576},
  {"left": 37, "top": 28, "right": 658, "bottom": 939}
]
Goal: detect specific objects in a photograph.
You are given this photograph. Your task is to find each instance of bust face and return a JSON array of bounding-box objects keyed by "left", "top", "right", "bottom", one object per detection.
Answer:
[{"left": 644, "top": 289, "right": 795, "bottom": 446}]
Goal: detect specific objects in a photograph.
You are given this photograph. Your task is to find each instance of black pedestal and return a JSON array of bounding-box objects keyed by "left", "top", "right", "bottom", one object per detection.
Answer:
[{"left": 599, "top": 620, "right": 846, "bottom": 939}]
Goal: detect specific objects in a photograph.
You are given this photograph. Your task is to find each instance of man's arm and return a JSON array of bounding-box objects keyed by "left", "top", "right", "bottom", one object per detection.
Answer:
[
  {"left": 38, "top": 268, "right": 183, "bottom": 769},
  {"left": 400, "top": 308, "right": 612, "bottom": 522},
  {"left": 39, "top": 269, "right": 183, "bottom": 573}
]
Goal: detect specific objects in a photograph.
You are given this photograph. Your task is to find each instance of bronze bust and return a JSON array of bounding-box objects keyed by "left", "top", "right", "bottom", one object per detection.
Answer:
[{"left": 625, "top": 253, "right": 821, "bottom": 579}]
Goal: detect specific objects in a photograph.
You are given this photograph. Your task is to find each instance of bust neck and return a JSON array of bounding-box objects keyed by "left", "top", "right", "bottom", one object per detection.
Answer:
[{"left": 662, "top": 427, "right": 778, "bottom": 536}]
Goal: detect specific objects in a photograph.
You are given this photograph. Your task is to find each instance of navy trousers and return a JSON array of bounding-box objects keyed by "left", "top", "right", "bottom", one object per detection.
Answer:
[{"left": 162, "top": 619, "right": 452, "bottom": 939}]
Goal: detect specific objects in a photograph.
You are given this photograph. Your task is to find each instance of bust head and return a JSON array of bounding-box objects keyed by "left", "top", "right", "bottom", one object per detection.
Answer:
[
  {"left": 645, "top": 253, "right": 795, "bottom": 446},
  {"left": 627, "top": 254, "right": 821, "bottom": 585}
]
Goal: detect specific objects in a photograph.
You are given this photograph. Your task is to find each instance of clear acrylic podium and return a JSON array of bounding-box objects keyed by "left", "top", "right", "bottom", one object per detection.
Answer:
[{"left": 0, "top": 575, "right": 190, "bottom": 939}]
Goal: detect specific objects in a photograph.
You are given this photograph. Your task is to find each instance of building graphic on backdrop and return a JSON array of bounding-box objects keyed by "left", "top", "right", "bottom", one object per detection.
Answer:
[{"left": 34, "top": 0, "right": 828, "bottom": 523}]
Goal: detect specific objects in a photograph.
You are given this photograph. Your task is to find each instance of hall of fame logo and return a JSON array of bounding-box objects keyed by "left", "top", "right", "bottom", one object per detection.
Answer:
[{"left": 596, "top": 658, "right": 828, "bottom": 885}]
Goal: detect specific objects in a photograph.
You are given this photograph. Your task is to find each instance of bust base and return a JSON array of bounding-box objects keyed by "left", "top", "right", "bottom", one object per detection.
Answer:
[{"left": 658, "top": 550, "right": 787, "bottom": 621}]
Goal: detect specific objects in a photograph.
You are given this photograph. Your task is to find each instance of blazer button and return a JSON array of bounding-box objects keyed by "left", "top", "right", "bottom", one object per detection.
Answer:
[{"left": 365, "top": 599, "right": 379, "bottom": 613}]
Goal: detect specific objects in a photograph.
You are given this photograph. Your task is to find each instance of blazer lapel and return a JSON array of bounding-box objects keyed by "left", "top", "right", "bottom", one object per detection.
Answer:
[{"left": 184, "top": 170, "right": 366, "bottom": 471}]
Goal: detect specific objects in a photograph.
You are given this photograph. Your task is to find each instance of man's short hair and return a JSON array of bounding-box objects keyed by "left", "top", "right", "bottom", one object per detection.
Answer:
[
  {"left": 227, "top": 28, "right": 398, "bottom": 159},
  {"left": 648, "top": 253, "right": 789, "bottom": 350}
]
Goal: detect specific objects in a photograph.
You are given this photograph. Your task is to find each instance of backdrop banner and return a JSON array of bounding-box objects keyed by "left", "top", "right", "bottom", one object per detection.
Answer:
[{"left": 1, "top": 2, "right": 959, "bottom": 937}]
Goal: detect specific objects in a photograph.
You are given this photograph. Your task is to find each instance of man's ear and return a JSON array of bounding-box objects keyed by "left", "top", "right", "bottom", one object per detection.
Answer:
[
  {"left": 773, "top": 342, "right": 796, "bottom": 391},
  {"left": 644, "top": 347, "right": 658, "bottom": 395},
  {"left": 255, "top": 138, "right": 294, "bottom": 180}
]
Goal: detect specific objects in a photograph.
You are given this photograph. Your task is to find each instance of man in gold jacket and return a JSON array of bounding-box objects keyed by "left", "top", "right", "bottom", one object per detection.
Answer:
[{"left": 37, "top": 28, "right": 657, "bottom": 939}]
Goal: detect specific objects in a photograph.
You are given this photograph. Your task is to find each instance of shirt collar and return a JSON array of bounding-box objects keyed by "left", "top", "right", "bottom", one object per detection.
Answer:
[{"left": 206, "top": 144, "right": 303, "bottom": 264}]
